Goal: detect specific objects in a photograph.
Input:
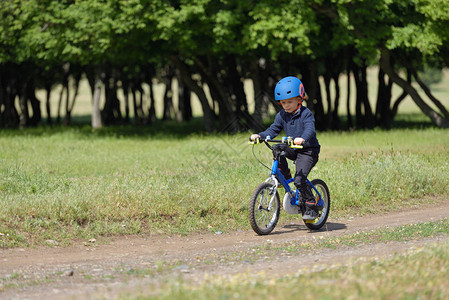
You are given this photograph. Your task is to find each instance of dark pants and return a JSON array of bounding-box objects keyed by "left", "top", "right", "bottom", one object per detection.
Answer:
[{"left": 276, "top": 145, "right": 319, "bottom": 205}]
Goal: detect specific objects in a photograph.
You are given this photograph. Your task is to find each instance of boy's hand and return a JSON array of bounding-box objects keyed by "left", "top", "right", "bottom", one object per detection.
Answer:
[
  {"left": 294, "top": 137, "right": 305, "bottom": 145},
  {"left": 250, "top": 134, "right": 261, "bottom": 141}
]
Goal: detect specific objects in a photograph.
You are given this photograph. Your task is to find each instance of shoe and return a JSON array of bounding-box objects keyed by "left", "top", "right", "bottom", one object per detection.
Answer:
[{"left": 302, "top": 206, "right": 318, "bottom": 220}]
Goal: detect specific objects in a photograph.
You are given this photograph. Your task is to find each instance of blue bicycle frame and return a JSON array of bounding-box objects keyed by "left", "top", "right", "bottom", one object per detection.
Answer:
[{"left": 271, "top": 160, "right": 324, "bottom": 207}]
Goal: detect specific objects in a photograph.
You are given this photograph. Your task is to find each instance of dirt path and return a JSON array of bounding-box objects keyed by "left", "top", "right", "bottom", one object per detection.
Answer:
[{"left": 2, "top": 198, "right": 449, "bottom": 299}]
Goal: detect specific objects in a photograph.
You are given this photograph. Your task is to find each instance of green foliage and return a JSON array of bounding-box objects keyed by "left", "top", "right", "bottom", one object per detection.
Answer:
[
  {"left": 2, "top": 0, "right": 449, "bottom": 130},
  {"left": 246, "top": 0, "right": 316, "bottom": 57},
  {"left": 3, "top": 0, "right": 448, "bottom": 66}
]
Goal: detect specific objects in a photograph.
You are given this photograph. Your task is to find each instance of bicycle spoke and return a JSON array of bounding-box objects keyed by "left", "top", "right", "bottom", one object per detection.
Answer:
[
  {"left": 249, "top": 182, "right": 280, "bottom": 235},
  {"left": 257, "top": 212, "right": 267, "bottom": 227}
]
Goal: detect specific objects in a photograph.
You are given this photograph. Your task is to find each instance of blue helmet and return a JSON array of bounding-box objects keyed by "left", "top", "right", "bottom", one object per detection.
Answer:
[{"left": 274, "top": 76, "right": 305, "bottom": 101}]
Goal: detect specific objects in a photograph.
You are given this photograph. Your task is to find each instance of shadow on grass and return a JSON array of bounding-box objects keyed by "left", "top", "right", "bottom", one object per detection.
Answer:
[
  {"left": 390, "top": 113, "right": 437, "bottom": 129},
  {"left": 0, "top": 113, "right": 439, "bottom": 139},
  {"left": 0, "top": 116, "right": 208, "bottom": 139},
  {"left": 336, "top": 113, "right": 436, "bottom": 130}
]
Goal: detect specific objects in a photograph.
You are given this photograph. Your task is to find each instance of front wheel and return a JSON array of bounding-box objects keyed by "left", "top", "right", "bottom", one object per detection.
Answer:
[
  {"left": 249, "top": 182, "right": 280, "bottom": 235},
  {"left": 304, "top": 179, "right": 330, "bottom": 230}
]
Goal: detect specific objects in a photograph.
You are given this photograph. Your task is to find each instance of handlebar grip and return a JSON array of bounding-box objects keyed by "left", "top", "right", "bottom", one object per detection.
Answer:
[
  {"left": 284, "top": 136, "right": 303, "bottom": 149},
  {"left": 289, "top": 143, "right": 303, "bottom": 149},
  {"left": 248, "top": 138, "right": 260, "bottom": 145}
]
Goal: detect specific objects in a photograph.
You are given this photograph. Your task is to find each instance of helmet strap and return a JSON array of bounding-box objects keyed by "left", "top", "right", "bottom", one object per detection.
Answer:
[{"left": 295, "top": 98, "right": 303, "bottom": 110}]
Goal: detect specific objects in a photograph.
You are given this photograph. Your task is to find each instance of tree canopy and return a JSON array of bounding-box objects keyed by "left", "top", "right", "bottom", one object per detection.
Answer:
[{"left": 1, "top": 0, "right": 448, "bottom": 129}]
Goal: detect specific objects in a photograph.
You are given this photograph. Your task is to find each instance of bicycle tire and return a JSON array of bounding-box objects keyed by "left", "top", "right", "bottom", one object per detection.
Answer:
[
  {"left": 304, "top": 179, "right": 330, "bottom": 230},
  {"left": 248, "top": 182, "right": 280, "bottom": 235}
]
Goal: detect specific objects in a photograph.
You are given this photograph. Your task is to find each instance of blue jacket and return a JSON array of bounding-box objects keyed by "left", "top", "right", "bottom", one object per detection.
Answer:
[{"left": 259, "top": 106, "right": 320, "bottom": 152}]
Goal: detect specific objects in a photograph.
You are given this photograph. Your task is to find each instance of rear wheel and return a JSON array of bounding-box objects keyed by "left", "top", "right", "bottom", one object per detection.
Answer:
[
  {"left": 249, "top": 182, "right": 280, "bottom": 235},
  {"left": 304, "top": 179, "right": 330, "bottom": 230}
]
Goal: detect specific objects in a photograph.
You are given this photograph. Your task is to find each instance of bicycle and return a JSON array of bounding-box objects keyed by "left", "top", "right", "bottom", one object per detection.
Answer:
[{"left": 248, "top": 137, "right": 330, "bottom": 235}]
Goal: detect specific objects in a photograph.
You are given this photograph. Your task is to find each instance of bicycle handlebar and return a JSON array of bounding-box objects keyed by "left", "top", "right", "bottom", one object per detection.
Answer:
[{"left": 248, "top": 137, "right": 303, "bottom": 149}]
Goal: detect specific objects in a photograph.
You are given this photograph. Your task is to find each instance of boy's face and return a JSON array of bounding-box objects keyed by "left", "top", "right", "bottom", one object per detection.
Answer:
[{"left": 279, "top": 97, "right": 301, "bottom": 113}]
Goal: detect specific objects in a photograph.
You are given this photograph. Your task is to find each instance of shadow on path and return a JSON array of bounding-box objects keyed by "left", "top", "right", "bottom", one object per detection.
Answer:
[{"left": 270, "top": 222, "right": 347, "bottom": 235}]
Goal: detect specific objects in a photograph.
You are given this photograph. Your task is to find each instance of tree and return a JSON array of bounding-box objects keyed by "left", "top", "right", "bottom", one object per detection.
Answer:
[{"left": 1, "top": 0, "right": 448, "bottom": 130}]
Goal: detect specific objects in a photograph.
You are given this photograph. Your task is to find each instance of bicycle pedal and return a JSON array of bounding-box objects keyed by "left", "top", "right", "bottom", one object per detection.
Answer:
[{"left": 305, "top": 218, "right": 319, "bottom": 224}]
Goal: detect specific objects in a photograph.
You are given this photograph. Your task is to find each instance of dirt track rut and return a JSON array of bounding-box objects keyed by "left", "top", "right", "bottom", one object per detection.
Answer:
[{"left": 1, "top": 197, "right": 449, "bottom": 299}]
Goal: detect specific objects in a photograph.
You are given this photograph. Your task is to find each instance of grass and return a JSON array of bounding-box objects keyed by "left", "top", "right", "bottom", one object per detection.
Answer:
[
  {"left": 84, "top": 218, "right": 449, "bottom": 299},
  {"left": 252, "top": 218, "right": 449, "bottom": 254},
  {"left": 113, "top": 220, "right": 449, "bottom": 299},
  {"left": 174, "top": 219, "right": 449, "bottom": 271},
  {"left": 0, "top": 118, "right": 448, "bottom": 248},
  {"left": 130, "top": 241, "right": 449, "bottom": 300}
]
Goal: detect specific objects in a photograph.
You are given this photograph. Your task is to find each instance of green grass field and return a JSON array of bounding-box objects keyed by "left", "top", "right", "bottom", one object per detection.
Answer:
[
  {"left": 137, "top": 240, "right": 449, "bottom": 300},
  {"left": 1, "top": 120, "right": 448, "bottom": 248},
  {"left": 112, "top": 220, "right": 449, "bottom": 299}
]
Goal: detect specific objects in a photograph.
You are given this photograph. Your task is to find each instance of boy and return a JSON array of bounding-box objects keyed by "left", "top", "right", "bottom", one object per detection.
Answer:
[{"left": 250, "top": 76, "right": 320, "bottom": 220}]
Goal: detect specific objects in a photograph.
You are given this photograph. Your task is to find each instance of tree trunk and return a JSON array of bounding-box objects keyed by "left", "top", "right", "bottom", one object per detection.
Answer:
[
  {"left": 18, "top": 82, "right": 29, "bottom": 128},
  {"left": 353, "top": 65, "right": 364, "bottom": 128},
  {"left": 64, "top": 77, "right": 70, "bottom": 125},
  {"left": 323, "top": 72, "right": 333, "bottom": 129},
  {"left": 27, "top": 81, "right": 41, "bottom": 126},
  {"left": 380, "top": 50, "right": 449, "bottom": 128},
  {"left": 57, "top": 63, "right": 70, "bottom": 124},
  {"left": 162, "top": 69, "right": 175, "bottom": 121},
  {"left": 92, "top": 77, "right": 103, "bottom": 129},
  {"left": 64, "top": 71, "right": 82, "bottom": 125},
  {"left": 136, "top": 84, "right": 146, "bottom": 124},
  {"left": 0, "top": 106, "right": 3, "bottom": 128},
  {"left": 390, "top": 70, "right": 411, "bottom": 121},
  {"left": 0, "top": 76, "right": 5, "bottom": 127},
  {"left": 131, "top": 87, "right": 137, "bottom": 122},
  {"left": 45, "top": 83, "right": 52, "bottom": 125},
  {"left": 353, "top": 63, "right": 375, "bottom": 128},
  {"left": 101, "top": 73, "right": 122, "bottom": 125},
  {"left": 411, "top": 68, "right": 449, "bottom": 119},
  {"left": 3, "top": 76, "right": 20, "bottom": 128},
  {"left": 176, "top": 70, "right": 192, "bottom": 122},
  {"left": 375, "top": 67, "right": 393, "bottom": 128},
  {"left": 306, "top": 62, "right": 325, "bottom": 130},
  {"left": 143, "top": 68, "right": 157, "bottom": 123},
  {"left": 225, "top": 55, "right": 248, "bottom": 113},
  {"left": 346, "top": 68, "right": 353, "bottom": 129},
  {"left": 131, "top": 85, "right": 142, "bottom": 124},
  {"left": 248, "top": 60, "right": 263, "bottom": 127},
  {"left": 85, "top": 67, "right": 96, "bottom": 102},
  {"left": 194, "top": 56, "right": 235, "bottom": 131},
  {"left": 56, "top": 81, "right": 65, "bottom": 124},
  {"left": 331, "top": 73, "right": 341, "bottom": 129},
  {"left": 172, "top": 56, "right": 215, "bottom": 131},
  {"left": 228, "top": 56, "right": 263, "bottom": 131},
  {"left": 102, "top": 73, "right": 113, "bottom": 125},
  {"left": 0, "top": 73, "right": 8, "bottom": 128},
  {"left": 122, "top": 79, "right": 130, "bottom": 123},
  {"left": 113, "top": 79, "right": 122, "bottom": 124},
  {"left": 148, "top": 80, "right": 157, "bottom": 123}
]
